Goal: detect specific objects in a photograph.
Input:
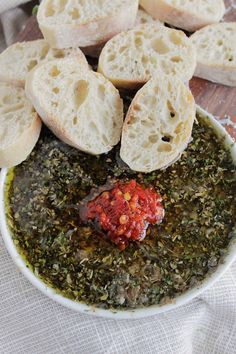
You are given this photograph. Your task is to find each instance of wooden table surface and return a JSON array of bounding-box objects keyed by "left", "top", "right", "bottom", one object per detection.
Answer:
[{"left": 16, "top": 0, "right": 236, "bottom": 139}]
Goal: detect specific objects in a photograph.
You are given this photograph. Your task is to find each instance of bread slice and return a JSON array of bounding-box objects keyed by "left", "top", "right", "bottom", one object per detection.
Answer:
[
  {"left": 120, "top": 75, "right": 196, "bottom": 172},
  {"left": 135, "top": 8, "right": 163, "bottom": 26},
  {"left": 140, "top": 0, "right": 225, "bottom": 32},
  {"left": 0, "top": 39, "right": 88, "bottom": 88},
  {"left": 98, "top": 24, "right": 196, "bottom": 89},
  {"left": 0, "top": 83, "right": 42, "bottom": 168},
  {"left": 25, "top": 58, "right": 124, "bottom": 155},
  {"left": 81, "top": 8, "right": 164, "bottom": 58},
  {"left": 190, "top": 22, "right": 236, "bottom": 87},
  {"left": 37, "top": 0, "right": 139, "bottom": 49}
]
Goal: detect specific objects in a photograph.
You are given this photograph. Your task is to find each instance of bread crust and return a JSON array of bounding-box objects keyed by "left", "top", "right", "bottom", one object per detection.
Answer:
[
  {"left": 190, "top": 23, "right": 236, "bottom": 87},
  {"left": 140, "top": 0, "right": 225, "bottom": 32},
  {"left": 194, "top": 62, "right": 236, "bottom": 87},
  {"left": 0, "top": 39, "right": 88, "bottom": 88},
  {"left": 80, "top": 8, "right": 163, "bottom": 58},
  {"left": 0, "top": 113, "right": 41, "bottom": 168},
  {"left": 37, "top": 1, "right": 139, "bottom": 48}
]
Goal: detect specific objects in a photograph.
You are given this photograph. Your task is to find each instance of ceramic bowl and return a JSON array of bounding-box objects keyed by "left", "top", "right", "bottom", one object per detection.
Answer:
[{"left": 0, "top": 106, "right": 235, "bottom": 319}]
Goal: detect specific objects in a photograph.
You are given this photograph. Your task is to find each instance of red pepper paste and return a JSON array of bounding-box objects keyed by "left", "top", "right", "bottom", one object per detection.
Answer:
[{"left": 86, "top": 180, "right": 164, "bottom": 250}]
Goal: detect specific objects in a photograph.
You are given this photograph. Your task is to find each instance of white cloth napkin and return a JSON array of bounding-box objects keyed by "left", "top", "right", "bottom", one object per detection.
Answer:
[
  {"left": 0, "top": 0, "right": 30, "bottom": 14},
  {"left": 0, "top": 0, "right": 31, "bottom": 51},
  {"left": 0, "top": 1, "right": 236, "bottom": 353}
]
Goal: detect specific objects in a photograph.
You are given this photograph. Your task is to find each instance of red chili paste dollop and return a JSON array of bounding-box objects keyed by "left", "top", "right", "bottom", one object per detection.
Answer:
[{"left": 86, "top": 180, "right": 164, "bottom": 250}]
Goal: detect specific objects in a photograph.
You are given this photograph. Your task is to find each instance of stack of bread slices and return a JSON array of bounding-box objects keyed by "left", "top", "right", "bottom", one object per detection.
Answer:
[{"left": 0, "top": 0, "right": 234, "bottom": 172}]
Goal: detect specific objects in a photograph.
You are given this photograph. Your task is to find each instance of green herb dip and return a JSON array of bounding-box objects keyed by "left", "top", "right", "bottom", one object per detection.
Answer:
[{"left": 5, "top": 114, "right": 236, "bottom": 309}]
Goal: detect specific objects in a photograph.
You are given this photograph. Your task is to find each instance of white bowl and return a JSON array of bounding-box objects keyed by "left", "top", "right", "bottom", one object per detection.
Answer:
[{"left": 0, "top": 106, "right": 236, "bottom": 319}]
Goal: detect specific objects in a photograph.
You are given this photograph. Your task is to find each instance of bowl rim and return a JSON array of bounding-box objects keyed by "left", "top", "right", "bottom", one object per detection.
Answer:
[{"left": 0, "top": 106, "right": 236, "bottom": 320}]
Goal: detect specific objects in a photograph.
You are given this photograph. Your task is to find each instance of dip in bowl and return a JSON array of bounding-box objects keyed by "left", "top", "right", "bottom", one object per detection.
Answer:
[{"left": 0, "top": 106, "right": 236, "bottom": 319}]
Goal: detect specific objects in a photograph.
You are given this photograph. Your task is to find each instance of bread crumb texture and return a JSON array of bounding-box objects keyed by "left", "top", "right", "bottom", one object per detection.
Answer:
[
  {"left": 26, "top": 58, "right": 124, "bottom": 155},
  {"left": 191, "top": 22, "right": 236, "bottom": 67},
  {"left": 140, "top": 0, "right": 225, "bottom": 31},
  {"left": 98, "top": 24, "right": 196, "bottom": 88},
  {"left": 163, "top": 0, "right": 224, "bottom": 16},
  {"left": 120, "top": 76, "right": 196, "bottom": 172},
  {"left": 0, "top": 84, "right": 37, "bottom": 149}
]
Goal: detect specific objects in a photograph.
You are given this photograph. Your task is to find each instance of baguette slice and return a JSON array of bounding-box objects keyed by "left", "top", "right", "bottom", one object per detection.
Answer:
[
  {"left": 0, "top": 39, "right": 88, "bottom": 88},
  {"left": 190, "top": 22, "right": 236, "bottom": 87},
  {"left": 0, "top": 83, "right": 42, "bottom": 168},
  {"left": 120, "top": 76, "right": 196, "bottom": 172},
  {"left": 140, "top": 0, "right": 225, "bottom": 32},
  {"left": 82, "top": 8, "right": 164, "bottom": 58},
  {"left": 37, "top": 0, "right": 139, "bottom": 49},
  {"left": 98, "top": 24, "right": 196, "bottom": 89},
  {"left": 25, "top": 58, "right": 124, "bottom": 155}
]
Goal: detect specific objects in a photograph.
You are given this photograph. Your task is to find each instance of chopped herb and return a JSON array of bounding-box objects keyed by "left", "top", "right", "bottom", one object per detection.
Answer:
[{"left": 32, "top": 5, "right": 39, "bottom": 16}]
